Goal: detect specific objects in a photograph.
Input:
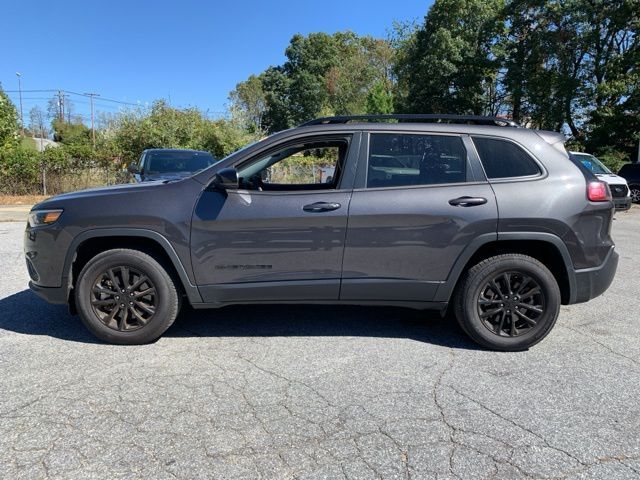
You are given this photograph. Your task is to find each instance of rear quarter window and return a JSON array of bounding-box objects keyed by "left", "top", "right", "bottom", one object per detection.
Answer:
[{"left": 472, "top": 137, "right": 541, "bottom": 179}]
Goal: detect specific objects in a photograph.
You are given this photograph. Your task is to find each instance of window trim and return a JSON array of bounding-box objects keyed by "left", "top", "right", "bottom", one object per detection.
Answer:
[
  {"left": 360, "top": 131, "right": 476, "bottom": 190},
  {"left": 470, "top": 135, "right": 547, "bottom": 183},
  {"left": 232, "top": 134, "right": 355, "bottom": 193}
]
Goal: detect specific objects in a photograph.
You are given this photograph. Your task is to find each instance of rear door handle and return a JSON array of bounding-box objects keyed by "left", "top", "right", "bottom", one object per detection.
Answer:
[
  {"left": 303, "top": 202, "right": 342, "bottom": 212},
  {"left": 448, "top": 196, "right": 488, "bottom": 207}
]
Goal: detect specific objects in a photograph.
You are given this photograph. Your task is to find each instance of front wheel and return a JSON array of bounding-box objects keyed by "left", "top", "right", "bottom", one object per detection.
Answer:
[
  {"left": 75, "top": 249, "right": 180, "bottom": 344},
  {"left": 630, "top": 186, "right": 640, "bottom": 204},
  {"left": 453, "top": 254, "right": 560, "bottom": 351}
]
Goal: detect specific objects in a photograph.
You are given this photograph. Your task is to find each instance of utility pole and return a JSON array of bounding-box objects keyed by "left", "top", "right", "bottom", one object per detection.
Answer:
[
  {"left": 57, "top": 90, "right": 65, "bottom": 122},
  {"left": 84, "top": 92, "right": 99, "bottom": 149},
  {"left": 16, "top": 72, "right": 23, "bottom": 134}
]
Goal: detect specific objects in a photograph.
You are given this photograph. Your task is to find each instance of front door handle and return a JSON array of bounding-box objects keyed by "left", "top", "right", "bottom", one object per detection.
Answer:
[
  {"left": 448, "top": 196, "right": 488, "bottom": 207},
  {"left": 303, "top": 201, "right": 342, "bottom": 213}
]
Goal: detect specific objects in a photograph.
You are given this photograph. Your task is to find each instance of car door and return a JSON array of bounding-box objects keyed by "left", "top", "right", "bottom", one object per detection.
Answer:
[
  {"left": 341, "top": 131, "right": 498, "bottom": 302},
  {"left": 191, "top": 133, "right": 360, "bottom": 304}
]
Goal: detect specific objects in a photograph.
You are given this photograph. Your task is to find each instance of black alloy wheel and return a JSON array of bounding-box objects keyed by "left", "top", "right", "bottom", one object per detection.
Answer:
[
  {"left": 477, "top": 271, "right": 544, "bottom": 337},
  {"left": 91, "top": 265, "right": 158, "bottom": 332}
]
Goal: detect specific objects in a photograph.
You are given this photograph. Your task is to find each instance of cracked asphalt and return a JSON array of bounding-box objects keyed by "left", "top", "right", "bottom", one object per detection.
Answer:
[{"left": 1, "top": 208, "right": 639, "bottom": 479}]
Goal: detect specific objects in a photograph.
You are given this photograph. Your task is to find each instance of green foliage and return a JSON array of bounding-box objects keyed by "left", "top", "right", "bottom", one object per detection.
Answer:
[
  {"left": 394, "top": 0, "right": 506, "bottom": 115},
  {"left": 0, "top": 145, "right": 41, "bottom": 193},
  {"left": 52, "top": 118, "right": 91, "bottom": 145},
  {"left": 230, "top": 32, "right": 395, "bottom": 132},
  {"left": 108, "top": 100, "right": 256, "bottom": 165},
  {"left": 597, "top": 149, "right": 632, "bottom": 174},
  {"left": 0, "top": 89, "right": 19, "bottom": 148},
  {"left": 366, "top": 81, "right": 394, "bottom": 114}
]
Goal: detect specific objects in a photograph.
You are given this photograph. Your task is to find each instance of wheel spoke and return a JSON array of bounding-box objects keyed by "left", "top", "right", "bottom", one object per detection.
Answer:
[
  {"left": 93, "top": 285, "right": 118, "bottom": 296},
  {"left": 502, "top": 272, "right": 513, "bottom": 294},
  {"left": 509, "top": 313, "right": 517, "bottom": 336},
  {"left": 130, "top": 275, "right": 149, "bottom": 291},
  {"left": 107, "top": 269, "right": 120, "bottom": 290},
  {"left": 121, "top": 266, "right": 130, "bottom": 288},
  {"left": 519, "top": 287, "right": 541, "bottom": 300},
  {"left": 497, "top": 311, "right": 507, "bottom": 334},
  {"left": 104, "top": 305, "right": 120, "bottom": 327},
  {"left": 514, "top": 309, "right": 537, "bottom": 326},
  {"left": 489, "top": 279, "right": 503, "bottom": 297},
  {"left": 128, "top": 306, "right": 149, "bottom": 325},
  {"left": 91, "top": 298, "right": 116, "bottom": 306},
  {"left": 517, "top": 303, "right": 543, "bottom": 313},
  {"left": 134, "top": 301, "right": 155, "bottom": 315},
  {"left": 117, "top": 306, "right": 129, "bottom": 331},
  {"left": 134, "top": 287, "right": 155, "bottom": 298},
  {"left": 479, "top": 298, "right": 502, "bottom": 305},
  {"left": 516, "top": 276, "right": 532, "bottom": 294},
  {"left": 480, "top": 307, "right": 503, "bottom": 318}
]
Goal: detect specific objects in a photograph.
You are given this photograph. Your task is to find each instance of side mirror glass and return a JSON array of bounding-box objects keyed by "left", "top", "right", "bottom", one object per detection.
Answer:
[
  {"left": 127, "top": 164, "right": 140, "bottom": 174},
  {"left": 212, "top": 167, "right": 239, "bottom": 190}
]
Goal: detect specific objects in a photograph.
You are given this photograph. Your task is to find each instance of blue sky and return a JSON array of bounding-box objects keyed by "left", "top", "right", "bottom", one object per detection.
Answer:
[{"left": 2, "top": 0, "right": 430, "bottom": 123}]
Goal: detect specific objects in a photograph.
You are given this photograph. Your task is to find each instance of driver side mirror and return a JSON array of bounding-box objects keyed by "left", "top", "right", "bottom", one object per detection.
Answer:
[
  {"left": 212, "top": 167, "right": 239, "bottom": 190},
  {"left": 127, "top": 163, "right": 140, "bottom": 174}
]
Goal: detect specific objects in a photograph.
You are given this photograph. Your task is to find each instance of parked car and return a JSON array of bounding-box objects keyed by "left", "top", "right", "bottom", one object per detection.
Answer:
[
  {"left": 25, "top": 114, "right": 618, "bottom": 351},
  {"left": 618, "top": 162, "right": 640, "bottom": 204},
  {"left": 128, "top": 149, "right": 216, "bottom": 182},
  {"left": 569, "top": 152, "right": 631, "bottom": 211}
]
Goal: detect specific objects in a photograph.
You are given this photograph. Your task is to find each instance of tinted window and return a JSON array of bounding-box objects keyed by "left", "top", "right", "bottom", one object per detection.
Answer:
[
  {"left": 472, "top": 137, "right": 540, "bottom": 179},
  {"left": 367, "top": 134, "right": 467, "bottom": 188},
  {"left": 237, "top": 139, "right": 348, "bottom": 191},
  {"left": 146, "top": 151, "right": 215, "bottom": 174}
]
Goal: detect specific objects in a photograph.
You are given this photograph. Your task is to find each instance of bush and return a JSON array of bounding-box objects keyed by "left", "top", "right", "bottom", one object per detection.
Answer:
[
  {"left": 596, "top": 149, "right": 629, "bottom": 174},
  {"left": 0, "top": 145, "right": 41, "bottom": 194}
]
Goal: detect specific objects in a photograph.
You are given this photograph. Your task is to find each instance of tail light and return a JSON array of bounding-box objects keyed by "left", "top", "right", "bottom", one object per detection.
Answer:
[{"left": 587, "top": 181, "right": 612, "bottom": 202}]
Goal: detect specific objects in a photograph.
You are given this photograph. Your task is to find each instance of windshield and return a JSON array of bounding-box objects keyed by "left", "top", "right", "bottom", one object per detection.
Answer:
[
  {"left": 572, "top": 153, "right": 611, "bottom": 175},
  {"left": 146, "top": 151, "right": 216, "bottom": 174}
]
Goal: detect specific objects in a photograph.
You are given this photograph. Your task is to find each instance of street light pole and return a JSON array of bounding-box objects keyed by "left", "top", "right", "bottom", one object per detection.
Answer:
[{"left": 16, "top": 72, "right": 23, "bottom": 135}]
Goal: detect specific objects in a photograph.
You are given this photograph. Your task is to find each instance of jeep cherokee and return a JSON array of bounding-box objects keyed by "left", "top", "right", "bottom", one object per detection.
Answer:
[{"left": 25, "top": 114, "right": 619, "bottom": 350}]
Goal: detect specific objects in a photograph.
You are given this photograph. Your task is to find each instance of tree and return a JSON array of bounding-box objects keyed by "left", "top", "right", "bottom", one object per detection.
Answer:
[
  {"left": 229, "top": 74, "right": 267, "bottom": 133},
  {"left": 231, "top": 32, "right": 396, "bottom": 133},
  {"left": 394, "top": 0, "right": 506, "bottom": 115},
  {"left": 29, "top": 106, "right": 47, "bottom": 139},
  {"left": 0, "top": 88, "right": 19, "bottom": 148}
]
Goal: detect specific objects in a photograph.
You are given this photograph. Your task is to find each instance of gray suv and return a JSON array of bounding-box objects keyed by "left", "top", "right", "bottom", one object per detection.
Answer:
[{"left": 25, "top": 115, "right": 618, "bottom": 350}]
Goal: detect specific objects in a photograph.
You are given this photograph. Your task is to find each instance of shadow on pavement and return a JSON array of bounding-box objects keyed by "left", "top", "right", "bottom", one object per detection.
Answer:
[{"left": 0, "top": 289, "right": 481, "bottom": 350}]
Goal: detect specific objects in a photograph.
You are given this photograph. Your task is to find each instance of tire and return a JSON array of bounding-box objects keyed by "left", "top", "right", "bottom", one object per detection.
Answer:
[
  {"left": 75, "top": 248, "right": 180, "bottom": 345},
  {"left": 453, "top": 254, "right": 560, "bottom": 351},
  {"left": 630, "top": 186, "right": 640, "bottom": 204}
]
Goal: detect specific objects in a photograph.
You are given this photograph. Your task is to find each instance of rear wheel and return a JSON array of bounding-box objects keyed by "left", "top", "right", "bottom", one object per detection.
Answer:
[
  {"left": 630, "top": 186, "right": 640, "bottom": 203},
  {"left": 75, "top": 249, "right": 180, "bottom": 344},
  {"left": 453, "top": 254, "right": 560, "bottom": 351}
]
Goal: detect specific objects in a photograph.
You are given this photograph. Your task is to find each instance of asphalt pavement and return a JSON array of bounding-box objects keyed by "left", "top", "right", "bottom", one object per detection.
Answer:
[{"left": 1, "top": 209, "right": 639, "bottom": 479}]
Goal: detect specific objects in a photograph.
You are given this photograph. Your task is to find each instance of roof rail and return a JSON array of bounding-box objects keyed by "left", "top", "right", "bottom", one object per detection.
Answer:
[{"left": 300, "top": 114, "right": 521, "bottom": 128}]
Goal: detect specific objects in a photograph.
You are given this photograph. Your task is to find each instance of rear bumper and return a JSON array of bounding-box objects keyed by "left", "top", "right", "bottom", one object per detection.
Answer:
[
  {"left": 29, "top": 281, "right": 68, "bottom": 305},
  {"left": 571, "top": 247, "right": 618, "bottom": 304},
  {"left": 614, "top": 197, "right": 631, "bottom": 211}
]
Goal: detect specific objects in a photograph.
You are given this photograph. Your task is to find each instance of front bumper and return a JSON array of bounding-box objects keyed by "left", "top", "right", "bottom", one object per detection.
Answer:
[
  {"left": 613, "top": 197, "right": 631, "bottom": 211},
  {"left": 29, "top": 281, "right": 68, "bottom": 304},
  {"left": 572, "top": 247, "right": 618, "bottom": 304}
]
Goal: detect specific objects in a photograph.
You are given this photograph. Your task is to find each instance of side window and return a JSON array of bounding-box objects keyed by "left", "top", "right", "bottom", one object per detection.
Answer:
[
  {"left": 367, "top": 133, "right": 467, "bottom": 188},
  {"left": 237, "top": 139, "right": 349, "bottom": 191},
  {"left": 472, "top": 137, "right": 541, "bottom": 179}
]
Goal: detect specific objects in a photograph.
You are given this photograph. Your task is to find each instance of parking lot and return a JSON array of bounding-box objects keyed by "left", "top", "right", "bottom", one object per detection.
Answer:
[{"left": 1, "top": 209, "right": 639, "bottom": 480}]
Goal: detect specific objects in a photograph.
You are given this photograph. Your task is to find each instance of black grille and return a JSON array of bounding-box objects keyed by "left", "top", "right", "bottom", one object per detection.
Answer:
[{"left": 610, "top": 184, "right": 628, "bottom": 198}]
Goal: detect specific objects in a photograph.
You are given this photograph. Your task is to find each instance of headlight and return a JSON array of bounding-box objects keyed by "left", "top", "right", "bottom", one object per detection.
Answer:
[{"left": 28, "top": 209, "right": 63, "bottom": 228}]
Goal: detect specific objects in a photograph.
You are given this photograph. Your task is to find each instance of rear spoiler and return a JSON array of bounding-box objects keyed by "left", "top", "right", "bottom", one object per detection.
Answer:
[{"left": 536, "top": 130, "right": 566, "bottom": 147}]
